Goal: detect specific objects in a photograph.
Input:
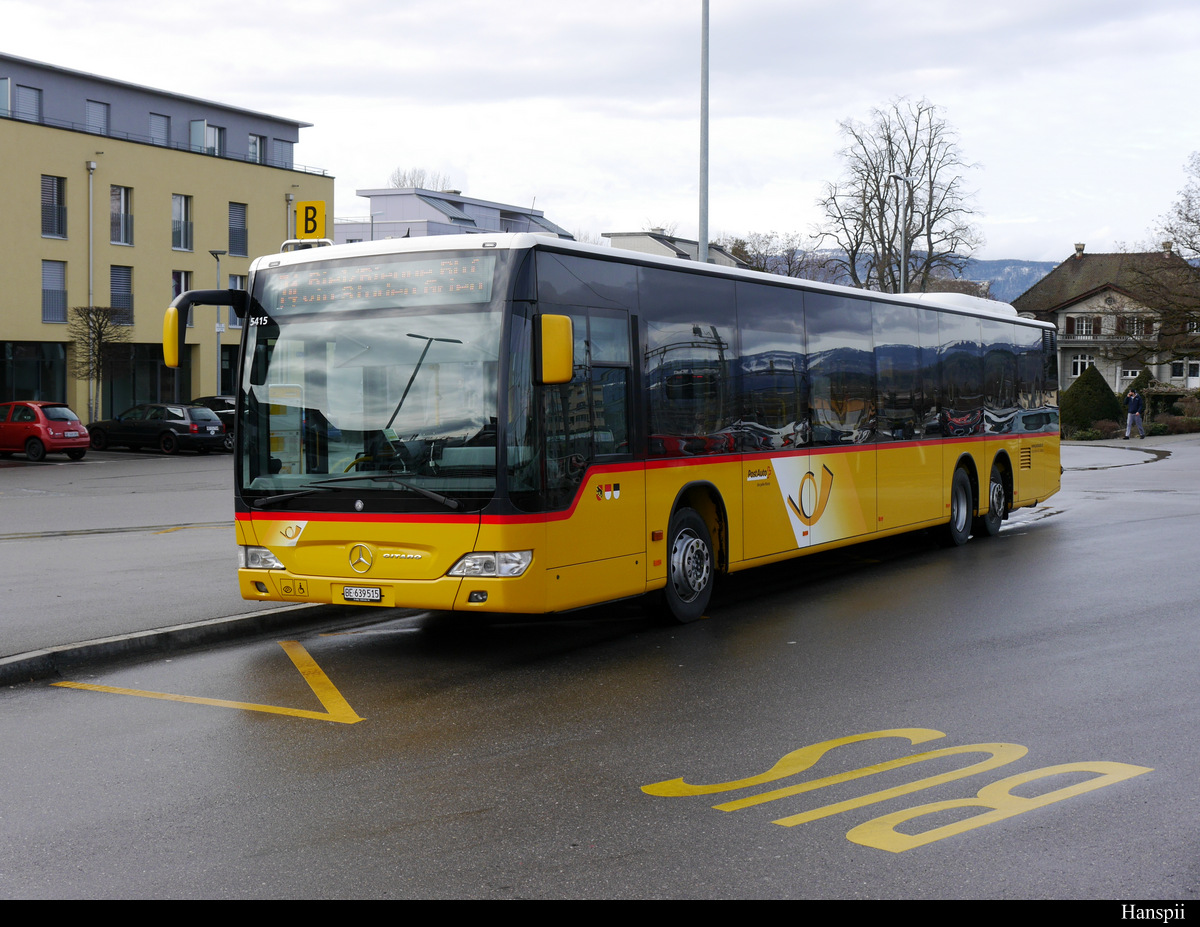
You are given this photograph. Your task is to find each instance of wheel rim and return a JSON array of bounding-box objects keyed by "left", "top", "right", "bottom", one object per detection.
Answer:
[
  {"left": 670, "top": 529, "right": 711, "bottom": 604},
  {"left": 989, "top": 474, "right": 1005, "bottom": 517}
]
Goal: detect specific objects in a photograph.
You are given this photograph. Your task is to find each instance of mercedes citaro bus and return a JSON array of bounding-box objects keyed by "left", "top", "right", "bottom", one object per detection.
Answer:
[{"left": 164, "top": 233, "right": 1059, "bottom": 622}]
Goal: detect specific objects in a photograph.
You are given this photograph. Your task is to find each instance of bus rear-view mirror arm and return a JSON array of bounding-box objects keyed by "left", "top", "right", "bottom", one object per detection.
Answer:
[{"left": 163, "top": 289, "right": 251, "bottom": 368}]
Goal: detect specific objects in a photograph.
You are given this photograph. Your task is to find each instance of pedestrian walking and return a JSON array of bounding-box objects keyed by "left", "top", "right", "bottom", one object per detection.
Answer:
[{"left": 1124, "top": 389, "right": 1146, "bottom": 439}]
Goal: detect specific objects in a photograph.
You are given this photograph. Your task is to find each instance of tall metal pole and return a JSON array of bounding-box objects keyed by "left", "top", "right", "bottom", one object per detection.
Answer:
[
  {"left": 210, "top": 249, "right": 226, "bottom": 393},
  {"left": 888, "top": 173, "right": 914, "bottom": 293},
  {"left": 698, "top": 0, "right": 709, "bottom": 264}
]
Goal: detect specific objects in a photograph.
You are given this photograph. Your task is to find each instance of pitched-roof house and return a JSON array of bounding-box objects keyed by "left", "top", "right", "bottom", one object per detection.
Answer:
[{"left": 1011, "top": 243, "right": 1200, "bottom": 393}]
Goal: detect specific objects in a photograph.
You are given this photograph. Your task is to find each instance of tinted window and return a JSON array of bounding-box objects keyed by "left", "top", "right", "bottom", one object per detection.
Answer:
[
  {"left": 805, "top": 292, "right": 875, "bottom": 445},
  {"left": 537, "top": 252, "right": 638, "bottom": 310},
  {"left": 873, "top": 302, "right": 927, "bottom": 442},
  {"left": 736, "top": 282, "right": 807, "bottom": 450},
  {"left": 42, "top": 405, "right": 80, "bottom": 422},
  {"left": 938, "top": 313, "right": 982, "bottom": 436},
  {"left": 640, "top": 267, "right": 738, "bottom": 456}
]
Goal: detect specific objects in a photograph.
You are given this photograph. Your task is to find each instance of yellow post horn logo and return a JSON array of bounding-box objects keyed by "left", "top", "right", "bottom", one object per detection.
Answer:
[{"left": 788, "top": 465, "right": 834, "bottom": 526}]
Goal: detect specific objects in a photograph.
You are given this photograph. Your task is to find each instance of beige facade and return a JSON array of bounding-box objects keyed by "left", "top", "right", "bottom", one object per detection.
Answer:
[{"left": 1, "top": 70, "right": 332, "bottom": 419}]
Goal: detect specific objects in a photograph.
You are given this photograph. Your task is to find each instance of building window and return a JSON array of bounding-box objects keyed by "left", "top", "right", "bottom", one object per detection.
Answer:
[
  {"left": 1071, "top": 354, "right": 1096, "bottom": 377},
  {"left": 173, "top": 271, "right": 192, "bottom": 326},
  {"left": 1071, "top": 316, "right": 1094, "bottom": 336},
  {"left": 206, "top": 124, "right": 226, "bottom": 156},
  {"left": 1121, "top": 317, "right": 1148, "bottom": 337},
  {"left": 150, "top": 113, "right": 170, "bottom": 146},
  {"left": 271, "top": 138, "right": 294, "bottom": 169},
  {"left": 247, "top": 134, "right": 266, "bottom": 164},
  {"left": 1120, "top": 367, "right": 1141, "bottom": 380},
  {"left": 111, "top": 266, "right": 133, "bottom": 325},
  {"left": 110, "top": 186, "right": 133, "bottom": 245},
  {"left": 1171, "top": 361, "right": 1185, "bottom": 378},
  {"left": 86, "top": 100, "right": 110, "bottom": 134},
  {"left": 41, "top": 175, "right": 67, "bottom": 238},
  {"left": 41, "top": 261, "right": 67, "bottom": 323},
  {"left": 172, "top": 194, "right": 193, "bottom": 251},
  {"left": 228, "top": 202, "right": 248, "bottom": 256},
  {"left": 1187, "top": 320, "right": 1199, "bottom": 334},
  {"left": 14, "top": 84, "right": 42, "bottom": 122},
  {"left": 228, "top": 274, "right": 246, "bottom": 328}
]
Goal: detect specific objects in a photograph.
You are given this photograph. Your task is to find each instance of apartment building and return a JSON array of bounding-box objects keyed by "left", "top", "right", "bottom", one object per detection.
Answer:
[
  {"left": 0, "top": 53, "right": 334, "bottom": 418},
  {"left": 335, "top": 187, "right": 573, "bottom": 243}
]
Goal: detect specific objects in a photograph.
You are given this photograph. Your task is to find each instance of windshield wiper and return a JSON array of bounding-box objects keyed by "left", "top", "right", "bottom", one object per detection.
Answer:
[{"left": 252, "top": 474, "right": 461, "bottom": 511}]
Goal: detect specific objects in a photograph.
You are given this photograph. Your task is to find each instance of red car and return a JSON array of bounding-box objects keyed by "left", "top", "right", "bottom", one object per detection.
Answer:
[{"left": 0, "top": 401, "right": 90, "bottom": 461}]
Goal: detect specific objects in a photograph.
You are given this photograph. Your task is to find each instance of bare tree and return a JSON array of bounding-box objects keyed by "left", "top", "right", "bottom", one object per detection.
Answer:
[
  {"left": 714, "top": 230, "right": 841, "bottom": 282},
  {"left": 388, "top": 167, "right": 453, "bottom": 190},
  {"left": 1161, "top": 152, "right": 1200, "bottom": 261},
  {"left": 68, "top": 306, "right": 132, "bottom": 422},
  {"left": 816, "top": 97, "right": 982, "bottom": 293}
]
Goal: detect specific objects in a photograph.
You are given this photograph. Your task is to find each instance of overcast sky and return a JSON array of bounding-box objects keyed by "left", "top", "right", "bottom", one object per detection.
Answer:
[{"left": 8, "top": 0, "right": 1200, "bottom": 261}]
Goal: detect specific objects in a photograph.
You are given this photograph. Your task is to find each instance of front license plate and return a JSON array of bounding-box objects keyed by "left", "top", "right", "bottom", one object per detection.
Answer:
[{"left": 343, "top": 586, "right": 382, "bottom": 603}]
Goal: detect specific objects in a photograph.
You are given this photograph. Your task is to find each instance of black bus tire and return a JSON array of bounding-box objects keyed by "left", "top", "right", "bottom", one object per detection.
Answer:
[
  {"left": 940, "top": 468, "right": 972, "bottom": 547},
  {"left": 662, "top": 507, "right": 714, "bottom": 623},
  {"left": 973, "top": 464, "right": 1005, "bottom": 538}
]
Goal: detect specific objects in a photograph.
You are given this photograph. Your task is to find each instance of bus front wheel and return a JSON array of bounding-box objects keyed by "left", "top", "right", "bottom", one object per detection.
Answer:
[
  {"left": 663, "top": 507, "right": 714, "bottom": 623},
  {"left": 940, "top": 468, "right": 972, "bottom": 547}
]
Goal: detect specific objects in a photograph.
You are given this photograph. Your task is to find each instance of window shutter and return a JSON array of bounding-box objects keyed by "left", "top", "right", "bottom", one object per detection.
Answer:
[{"left": 1065, "top": 317, "right": 1075, "bottom": 335}]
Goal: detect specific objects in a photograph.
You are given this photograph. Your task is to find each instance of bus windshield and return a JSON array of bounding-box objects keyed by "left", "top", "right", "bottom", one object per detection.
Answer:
[{"left": 239, "top": 251, "right": 507, "bottom": 512}]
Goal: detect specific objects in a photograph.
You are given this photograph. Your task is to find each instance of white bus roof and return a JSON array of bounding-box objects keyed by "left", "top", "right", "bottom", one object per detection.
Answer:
[{"left": 254, "top": 233, "right": 1042, "bottom": 327}]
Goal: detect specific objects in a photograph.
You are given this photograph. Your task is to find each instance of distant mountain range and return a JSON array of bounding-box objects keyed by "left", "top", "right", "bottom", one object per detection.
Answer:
[
  {"left": 959, "top": 258, "right": 1058, "bottom": 303},
  {"left": 799, "top": 252, "right": 1057, "bottom": 303}
]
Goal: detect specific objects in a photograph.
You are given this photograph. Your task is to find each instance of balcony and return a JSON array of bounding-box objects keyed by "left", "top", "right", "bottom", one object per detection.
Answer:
[
  {"left": 41, "top": 204, "right": 66, "bottom": 238},
  {"left": 111, "top": 212, "right": 134, "bottom": 245},
  {"left": 41, "top": 288, "right": 67, "bottom": 323},
  {"left": 172, "top": 219, "right": 193, "bottom": 251}
]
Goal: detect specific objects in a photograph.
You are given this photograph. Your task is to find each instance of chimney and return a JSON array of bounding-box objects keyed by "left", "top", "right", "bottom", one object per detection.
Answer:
[
  {"left": 1163, "top": 241, "right": 1174, "bottom": 256},
  {"left": 1074, "top": 243, "right": 1085, "bottom": 259}
]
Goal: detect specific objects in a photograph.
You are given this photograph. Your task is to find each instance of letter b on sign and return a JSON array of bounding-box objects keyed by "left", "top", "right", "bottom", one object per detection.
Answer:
[{"left": 296, "top": 201, "right": 325, "bottom": 239}]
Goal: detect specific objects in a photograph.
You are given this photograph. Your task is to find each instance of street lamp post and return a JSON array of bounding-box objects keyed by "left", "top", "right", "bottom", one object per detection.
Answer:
[
  {"left": 888, "top": 173, "right": 914, "bottom": 293},
  {"left": 209, "top": 249, "right": 227, "bottom": 393}
]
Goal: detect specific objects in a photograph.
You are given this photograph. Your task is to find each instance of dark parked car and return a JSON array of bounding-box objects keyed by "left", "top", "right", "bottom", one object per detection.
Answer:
[
  {"left": 88, "top": 403, "right": 226, "bottom": 455},
  {"left": 190, "top": 395, "right": 236, "bottom": 451},
  {"left": 0, "top": 401, "right": 90, "bottom": 461}
]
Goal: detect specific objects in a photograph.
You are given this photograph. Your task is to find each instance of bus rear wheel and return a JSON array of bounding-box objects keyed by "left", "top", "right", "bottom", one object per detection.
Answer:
[
  {"left": 662, "top": 507, "right": 714, "bottom": 623},
  {"left": 973, "top": 464, "right": 1006, "bottom": 538},
  {"left": 940, "top": 468, "right": 972, "bottom": 547}
]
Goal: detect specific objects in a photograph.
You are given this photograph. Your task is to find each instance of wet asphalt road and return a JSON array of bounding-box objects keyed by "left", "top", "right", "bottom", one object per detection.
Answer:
[{"left": 0, "top": 438, "right": 1197, "bottom": 898}]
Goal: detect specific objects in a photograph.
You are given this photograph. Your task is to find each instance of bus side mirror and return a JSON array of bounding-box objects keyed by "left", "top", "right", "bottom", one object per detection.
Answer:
[{"left": 538, "top": 314, "right": 573, "bottom": 385}]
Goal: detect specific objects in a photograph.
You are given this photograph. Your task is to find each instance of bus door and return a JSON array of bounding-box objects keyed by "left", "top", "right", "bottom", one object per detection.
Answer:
[
  {"left": 738, "top": 353, "right": 811, "bottom": 561},
  {"left": 542, "top": 309, "right": 645, "bottom": 610}
]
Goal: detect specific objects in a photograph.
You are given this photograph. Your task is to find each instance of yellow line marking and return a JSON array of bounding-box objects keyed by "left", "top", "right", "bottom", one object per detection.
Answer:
[{"left": 52, "top": 640, "right": 364, "bottom": 724}]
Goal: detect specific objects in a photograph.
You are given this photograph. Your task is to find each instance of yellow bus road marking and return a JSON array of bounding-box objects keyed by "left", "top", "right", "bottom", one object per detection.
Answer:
[
  {"left": 642, "top": 728, "right": 1152, "bottom": 852},
  {"left": 52, "top": 640, "right": 364, "bottom": 725}
]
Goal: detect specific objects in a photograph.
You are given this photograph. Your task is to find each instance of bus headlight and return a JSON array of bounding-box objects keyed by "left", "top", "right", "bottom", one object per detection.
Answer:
[
  {"left": 239, "top": 546, "right": 285, "bottom": 570},
  {"left": 447, "top": 550, "right": 533, "bottom": 577}
]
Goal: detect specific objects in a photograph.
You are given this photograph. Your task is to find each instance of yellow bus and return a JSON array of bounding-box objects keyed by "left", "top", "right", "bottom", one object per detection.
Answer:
[{"left": 164, "top": 234, "right": 1060, "bottom": 623}]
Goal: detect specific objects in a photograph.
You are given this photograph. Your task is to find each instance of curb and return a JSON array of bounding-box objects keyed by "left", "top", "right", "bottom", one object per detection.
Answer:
[{"left": 0, "top": 603, "right": 383, "bottom": 687}]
